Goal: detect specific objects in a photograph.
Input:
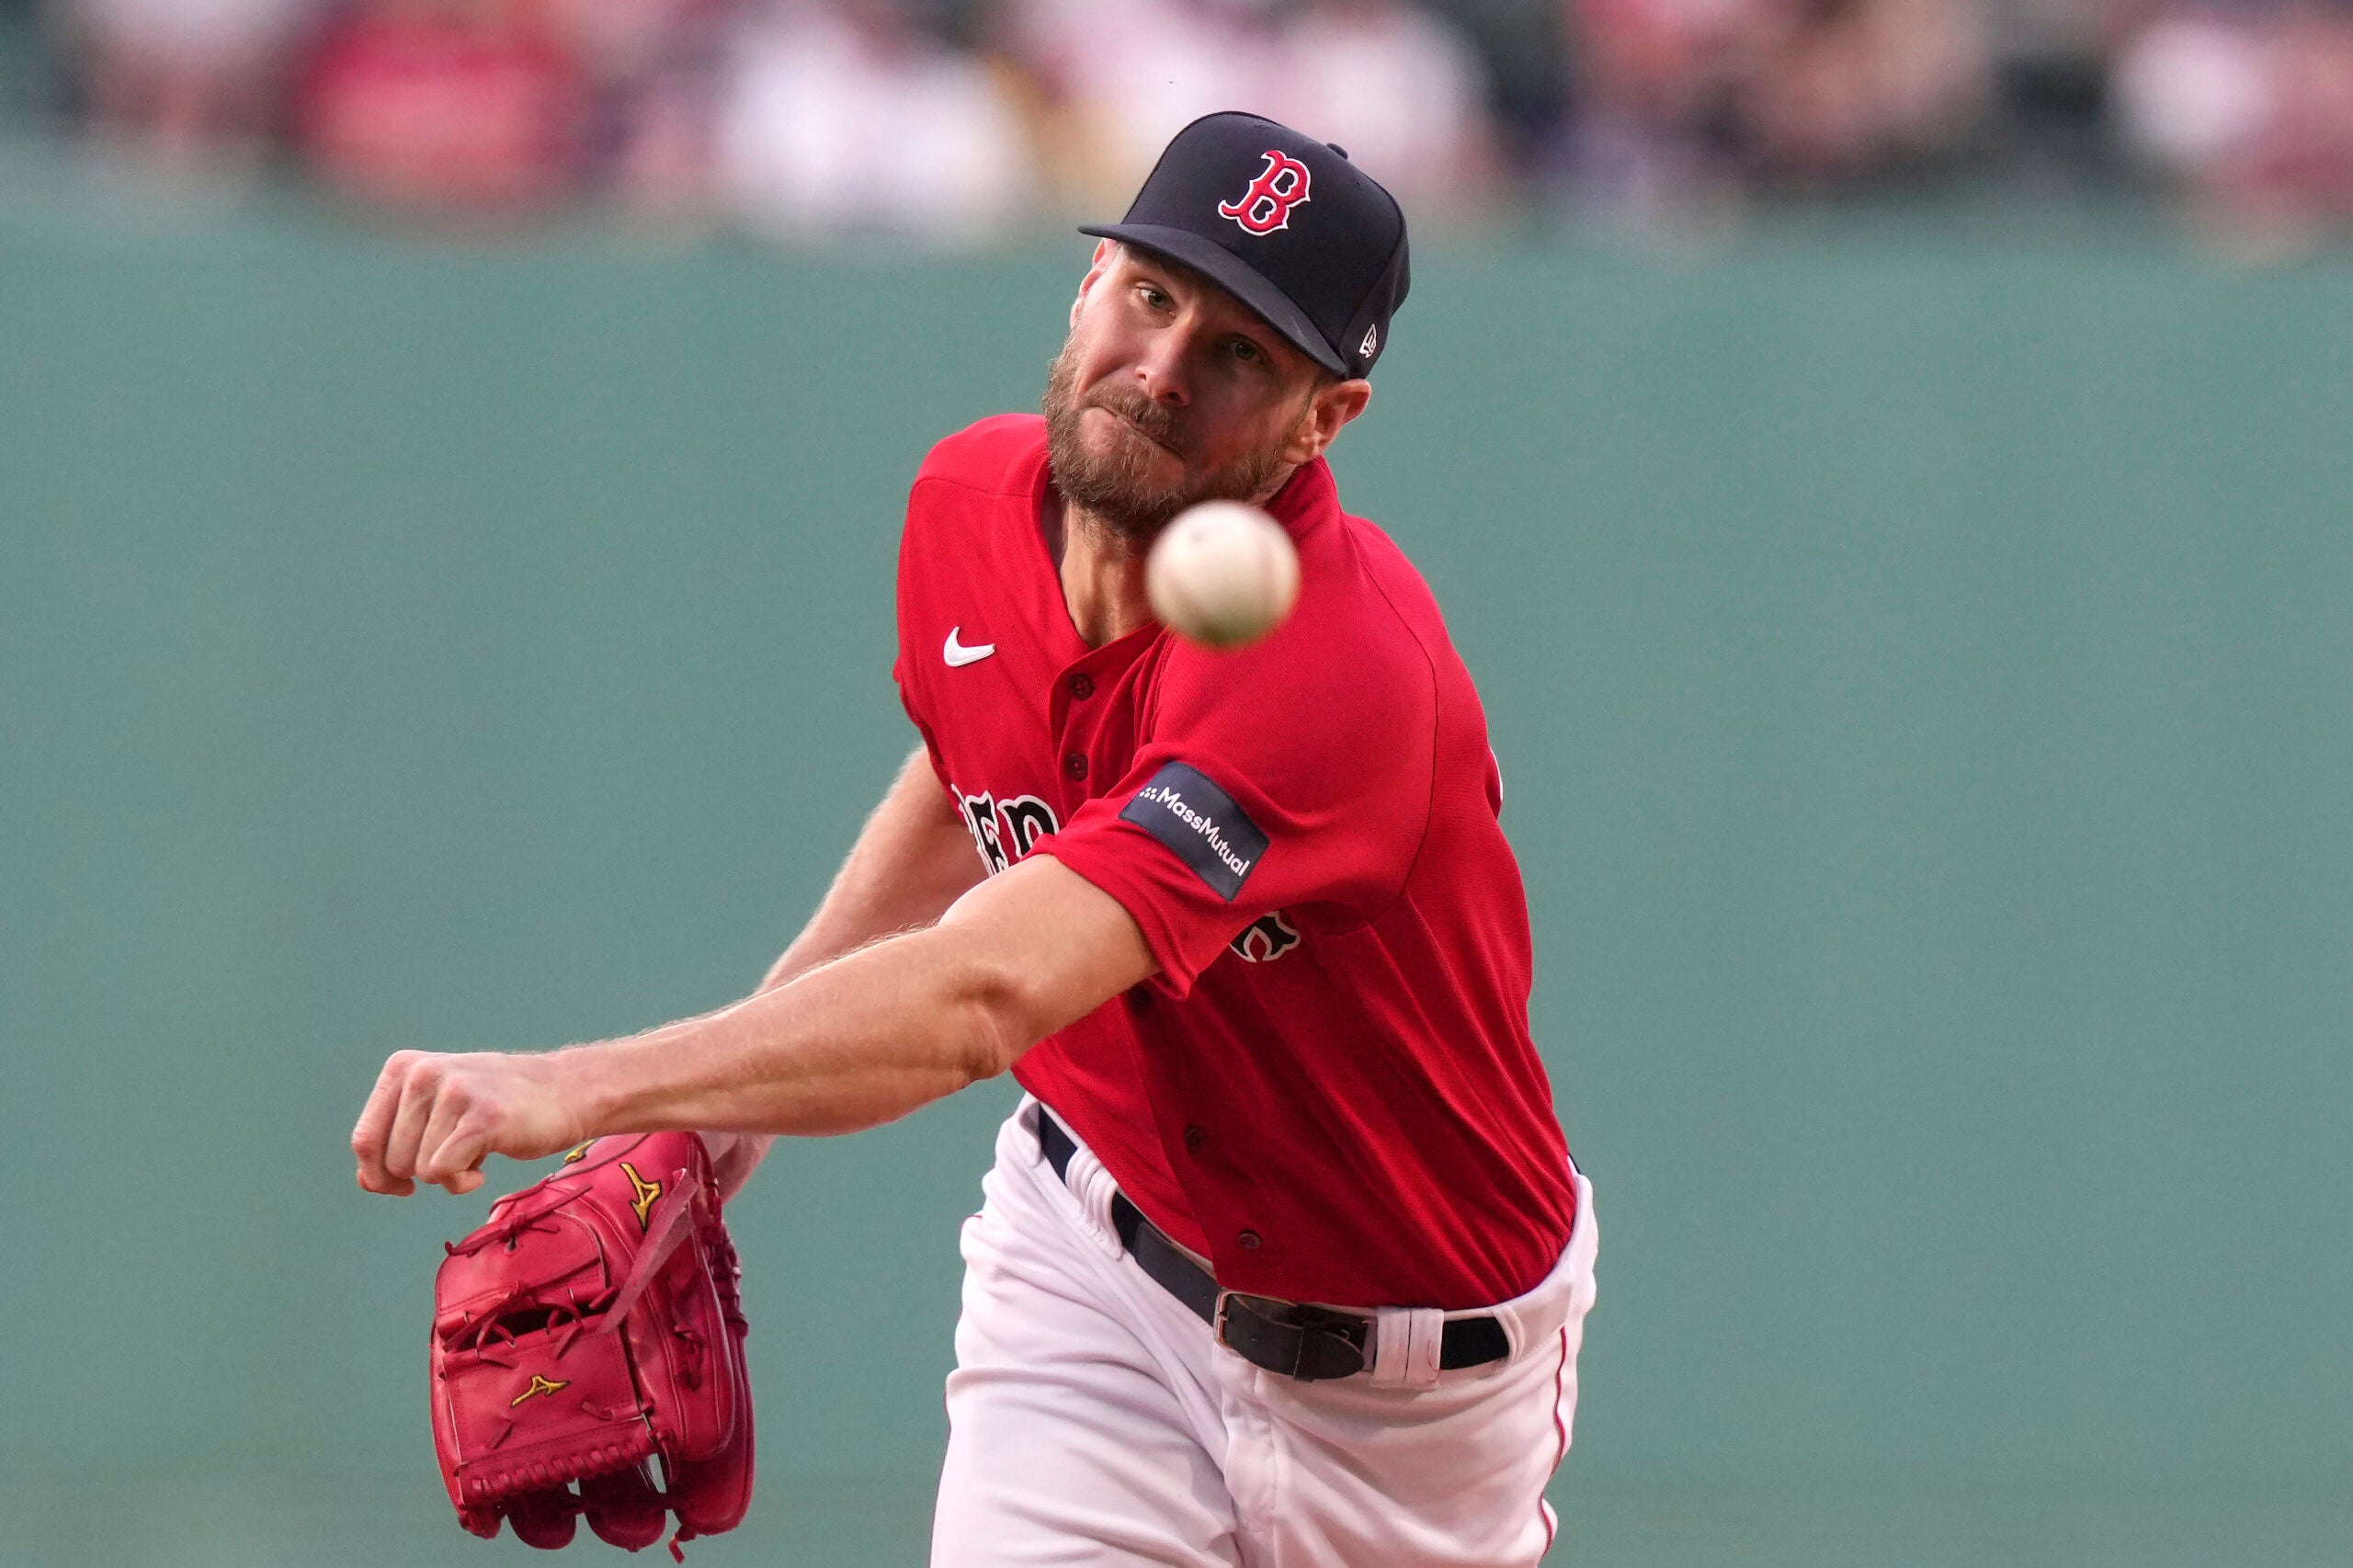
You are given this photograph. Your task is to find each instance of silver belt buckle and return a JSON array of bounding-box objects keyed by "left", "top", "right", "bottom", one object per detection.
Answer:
[{"left": 1211, "top": 1288, "right": 1252, "bottom": 1349}]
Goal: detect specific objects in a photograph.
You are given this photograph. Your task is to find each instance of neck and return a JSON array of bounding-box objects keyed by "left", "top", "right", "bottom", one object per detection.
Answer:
[{"left": 1055, "top": 499, "right": 1155, "bottom": 649}]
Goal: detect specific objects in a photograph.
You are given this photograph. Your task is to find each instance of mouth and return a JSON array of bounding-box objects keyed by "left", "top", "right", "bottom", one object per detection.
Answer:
[{"left": 1094, "top": 403, "right": 1184, "bottom": 459}]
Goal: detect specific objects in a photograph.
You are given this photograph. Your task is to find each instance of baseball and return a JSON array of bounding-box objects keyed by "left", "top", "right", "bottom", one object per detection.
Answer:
[{"left": 1146, "top": 501, "right": 1301, "bottom": 650}]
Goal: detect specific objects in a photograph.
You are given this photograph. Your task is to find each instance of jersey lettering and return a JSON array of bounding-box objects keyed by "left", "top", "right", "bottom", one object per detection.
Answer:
[
  {"left": 961, "top": 790, "right": 1009, "bottom": 872},
  {"left": 1229, "top": 911, "right": 1301, "bottom": 963},
  {"left": 957, "top": 788, "right": 1063, "bottom": 876},
  {"left": 1000, "top": 795, "right": 1058, "bottom": 858},
  {"left": 1217, "top": 151, "right": 1312, "bottom": 235}
]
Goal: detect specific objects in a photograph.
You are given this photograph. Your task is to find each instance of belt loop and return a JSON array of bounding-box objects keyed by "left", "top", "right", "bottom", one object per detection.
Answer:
[
  {"left": 1368, "top": 1307, "right": 1446, "bottom": 1391},
  {"left": 1060, "top": 1142, "right": 1129, "bottom": 1263}
]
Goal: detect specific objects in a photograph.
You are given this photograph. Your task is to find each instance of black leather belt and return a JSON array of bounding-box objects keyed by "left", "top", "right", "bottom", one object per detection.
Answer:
[{"left": 1035, "top": 1109, "right": 1510, "bottom": 1382}]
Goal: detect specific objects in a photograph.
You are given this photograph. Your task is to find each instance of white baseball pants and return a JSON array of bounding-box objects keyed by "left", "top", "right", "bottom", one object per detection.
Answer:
[{"left": 930, "top": 1098, "right": 1599, "bottom": 1568}]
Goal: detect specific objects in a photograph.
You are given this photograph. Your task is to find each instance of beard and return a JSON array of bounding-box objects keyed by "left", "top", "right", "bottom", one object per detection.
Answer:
[{"left": 1040, "top": 339, "right": 1305, "bottom": 551}]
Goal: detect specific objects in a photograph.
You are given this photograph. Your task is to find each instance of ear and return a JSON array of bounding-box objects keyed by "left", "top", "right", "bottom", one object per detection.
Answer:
[
  {"left": 1279, "top": 378, "right": 1373, "bottom": 467},
  {"left": 1071, "top": 240, "right": 1118, "bottom": 330}
]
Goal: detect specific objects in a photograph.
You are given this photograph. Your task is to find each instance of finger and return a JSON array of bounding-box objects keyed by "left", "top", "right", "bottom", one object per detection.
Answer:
[
  {"left": 421, "top": 1110, "right": 495, "bottom": 1196},
  {"left": 412, "top": 1083, "right": 474, "bottom": 1187},
  {"left": 352, "top": 1053, "right": 419, "bottom": 1196},
  {"left": 712, "top": 1132, "right": 774, "bottom": 1204},
  {"left": 416, "top": 1101, "right": 495, "bottom": 1194},
  {"left": 357, "top": 1165, "right": 415, "bottom": 1197},
  {"left": 381, "top": 1060, "right": 442, "bottom": 1187}
]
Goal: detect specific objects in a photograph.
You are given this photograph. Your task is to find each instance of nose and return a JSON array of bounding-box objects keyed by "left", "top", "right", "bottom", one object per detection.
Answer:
[{"left": 1131, "top": 319, "right": 1199, "bottom": 410}]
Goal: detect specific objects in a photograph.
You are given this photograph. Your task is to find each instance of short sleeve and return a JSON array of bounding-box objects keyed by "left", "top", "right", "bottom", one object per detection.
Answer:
[{"left": 1037, "top": 629, "right": 1435, "bottom": 996}]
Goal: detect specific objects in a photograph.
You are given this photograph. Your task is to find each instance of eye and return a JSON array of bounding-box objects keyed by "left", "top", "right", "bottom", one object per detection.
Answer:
[
  {"left": 1229, "top": 337, "right": 1266, "bottom": 367},
  {"left": 1137, "top": 284, "right": 1171, "bottom": 311}
]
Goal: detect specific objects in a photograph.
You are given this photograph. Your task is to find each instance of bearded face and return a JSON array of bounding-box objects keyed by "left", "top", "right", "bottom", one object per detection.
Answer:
[{"left": 1040, "top": 326, "right": 1313, "bottom": 551}]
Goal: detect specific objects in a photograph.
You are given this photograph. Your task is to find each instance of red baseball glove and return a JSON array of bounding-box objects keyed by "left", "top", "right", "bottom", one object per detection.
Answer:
[{"left": 429, "top": 1131, "right": 754, "bottom": 1559}]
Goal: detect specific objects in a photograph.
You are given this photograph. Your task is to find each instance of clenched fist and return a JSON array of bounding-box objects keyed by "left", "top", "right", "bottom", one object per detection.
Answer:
[{"left": 351, "top": 1050, "right": 585, "bottom": 1196}]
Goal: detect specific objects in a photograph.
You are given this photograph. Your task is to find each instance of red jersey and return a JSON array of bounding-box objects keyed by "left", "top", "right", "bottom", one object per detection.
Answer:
[{"left": 893, "top": 415, "right": 1574, "bottom": 1310}]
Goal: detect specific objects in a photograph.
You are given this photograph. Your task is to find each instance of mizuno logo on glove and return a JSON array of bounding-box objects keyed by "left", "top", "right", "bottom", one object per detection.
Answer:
[
  {"left": 510, "top": 1374, "right": 570, "bottom": 1406},
  {"left": 622, "top": 1162, "right": 663, "bottom": 1229}
]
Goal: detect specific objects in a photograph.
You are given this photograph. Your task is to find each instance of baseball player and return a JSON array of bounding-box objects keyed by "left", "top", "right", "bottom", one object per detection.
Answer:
[{"left": 352, "top": 112, "right": 1597, "bottom": 1567}]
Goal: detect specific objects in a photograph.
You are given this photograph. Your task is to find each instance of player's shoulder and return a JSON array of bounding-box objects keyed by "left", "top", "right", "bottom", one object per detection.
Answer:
[
  {"left": 1324, "top": 508, "right": 1443, "bottom": 629},
  {"left": 1270, "top": 460, "right": 1447, "bottom": 648},
  {"left": 1298, "top": 506, "right": 1451, "bottom": 679},
  {"left": 898, "top": 415, "right": 1043, "bottom": 595},
  {"left": 913, "top": 413, "right": 1047, "bottom": 497}
]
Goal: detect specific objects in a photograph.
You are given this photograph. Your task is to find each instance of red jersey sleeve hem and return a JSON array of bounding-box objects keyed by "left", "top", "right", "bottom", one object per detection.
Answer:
[{"left": 1032, "top": 827, "right": 1218, "bottom": 1001}]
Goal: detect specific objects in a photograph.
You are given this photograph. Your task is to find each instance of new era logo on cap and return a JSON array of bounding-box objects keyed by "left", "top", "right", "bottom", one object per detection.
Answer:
[{"left": 1079, "top": 112, "right": 1410, "bottom": 381}]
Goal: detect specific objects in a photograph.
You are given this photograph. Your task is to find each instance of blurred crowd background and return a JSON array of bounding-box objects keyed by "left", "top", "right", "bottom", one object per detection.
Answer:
[{"left": 3, "top": 0, "right": 2351, "bottom": 244}]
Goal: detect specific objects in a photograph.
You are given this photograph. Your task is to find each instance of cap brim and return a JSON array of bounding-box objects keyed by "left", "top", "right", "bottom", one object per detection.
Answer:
[{"left": 1078, "top": 222, "right": 1348, "bottom": 378}]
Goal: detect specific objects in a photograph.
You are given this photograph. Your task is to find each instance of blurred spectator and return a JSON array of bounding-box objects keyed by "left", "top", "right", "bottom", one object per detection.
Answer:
[
  {"left": 1277, "top": 0, "right": 1500, "bottom": 215},
  {"left": 1742, "top": 0, "right": 1992, "bottom": 185},
  {"left": 55, "top": 0, "right": 315, "bottom": 171},
  {"left": 298, "top": 0, "right": 585, "bottom": 211},
  {"left": 1563, "top": 0, "right": 1763, "bottom": 210},
  {"left": 715, "top": 0, "right": 1034, "bottom": 242},
  {"left": 1563, "top": 0, "right": 1992, "bottom": 210},
  {"left": 546, "top": 0, "right": 728, "bottom": 210},
  {"left": 2113, "top": 2, "right": 2353, "bottom": 237},
  {"left": 995, "top": 0, "right": 1497, "bottom": 219},
  {"left": 31, "top": 0, "right": 2353, "bottom": 248},
  {"left": 995, "top": 0, "right": 1290, "bottom": 211}
]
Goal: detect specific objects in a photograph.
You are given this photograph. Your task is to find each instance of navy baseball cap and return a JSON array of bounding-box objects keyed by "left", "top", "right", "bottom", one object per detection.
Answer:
[{"left": 1081, "top": 112, "right": 1410, "bottom": 381}]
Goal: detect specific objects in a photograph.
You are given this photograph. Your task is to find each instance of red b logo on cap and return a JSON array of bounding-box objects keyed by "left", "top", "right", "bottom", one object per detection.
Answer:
[{"left": 1218, "top": 151, "right": 1312, "bottom": 235}]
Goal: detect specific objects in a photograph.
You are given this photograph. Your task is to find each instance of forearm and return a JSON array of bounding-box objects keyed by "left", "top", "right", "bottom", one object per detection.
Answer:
[
  {"left": 350, "top": 873, "right": 1003, "bottom": 1199},
  {"left": 350, "top": 855, "right": 1154, "bottom": 1196},
  {"left": 572, "top": 857, "right": 1151, "bottom": 1138},
  {"left": 573, "top": 920, "right": 1021, "bottom": 1139}
]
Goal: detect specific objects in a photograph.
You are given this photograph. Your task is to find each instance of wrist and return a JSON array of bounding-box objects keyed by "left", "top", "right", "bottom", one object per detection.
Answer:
[{"left": 544, "top": 1039, "right": 636, "bottom": 1142}]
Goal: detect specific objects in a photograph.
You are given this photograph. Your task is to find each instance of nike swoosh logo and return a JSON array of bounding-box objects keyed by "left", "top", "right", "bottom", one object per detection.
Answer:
[{"left": 943, "top": 627, "right": 995, "bottom": 667}]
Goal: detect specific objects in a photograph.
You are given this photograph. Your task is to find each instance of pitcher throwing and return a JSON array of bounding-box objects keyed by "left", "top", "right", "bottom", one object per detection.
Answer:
[{"left": 351, "top": 111, "right": 1598, "bottom": 1567}]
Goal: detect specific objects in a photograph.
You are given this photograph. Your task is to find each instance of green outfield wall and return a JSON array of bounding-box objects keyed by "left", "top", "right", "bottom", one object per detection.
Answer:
[{"left": 4, "top": 197, "right": 2350, "bottom": 1566}]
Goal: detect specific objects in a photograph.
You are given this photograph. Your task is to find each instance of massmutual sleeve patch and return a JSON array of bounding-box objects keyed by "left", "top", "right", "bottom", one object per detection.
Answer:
[{"left": 1119, "top": 761, "right": 1268, "bottom": 903}]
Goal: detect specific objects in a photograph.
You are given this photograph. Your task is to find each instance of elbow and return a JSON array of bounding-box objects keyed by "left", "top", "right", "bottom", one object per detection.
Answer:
[{"left": 946, "top": 961, "right": 1051, "bottom": 1086}]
